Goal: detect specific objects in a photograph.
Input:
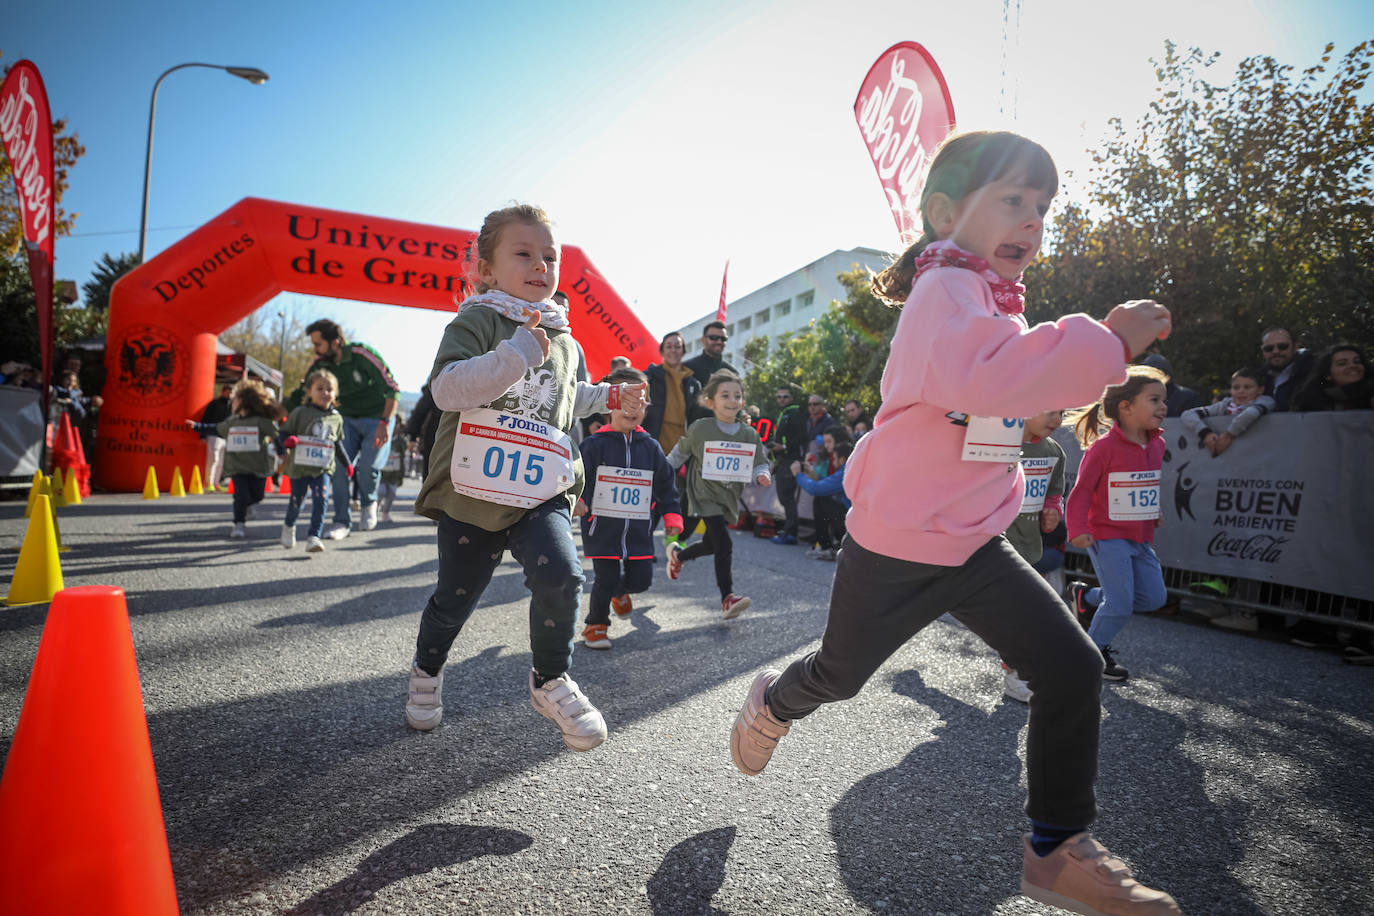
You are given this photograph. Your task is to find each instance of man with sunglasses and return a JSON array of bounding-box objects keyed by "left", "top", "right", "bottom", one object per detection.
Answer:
[
  {"left": 684, "top": 321, "right": 738, "bottom": 421},
  {"left": 1260, "top": 328, "right": 1314, "bottom": 412}
]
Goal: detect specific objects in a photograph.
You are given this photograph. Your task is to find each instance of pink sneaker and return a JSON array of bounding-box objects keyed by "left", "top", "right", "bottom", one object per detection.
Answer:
[
  {"left": 729, "top": 669, "right": 790, "bottom": 775},
  {"left": 1021, "top": 833, "right": 1182, "bottom": 915}
]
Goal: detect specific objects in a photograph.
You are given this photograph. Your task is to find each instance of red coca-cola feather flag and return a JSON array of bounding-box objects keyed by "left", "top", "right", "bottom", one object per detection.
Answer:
[
  {"left": 1, "top": 61, "right": 57, "bottom": 409},
  {"left": 853, "top": 42, "right": 956, "bottom": 244}
]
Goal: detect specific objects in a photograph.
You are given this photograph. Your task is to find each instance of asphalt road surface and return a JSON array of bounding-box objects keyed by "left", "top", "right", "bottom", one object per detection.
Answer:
[{"left": 2, "top": 486, "right": 1371, "bottom": 915}]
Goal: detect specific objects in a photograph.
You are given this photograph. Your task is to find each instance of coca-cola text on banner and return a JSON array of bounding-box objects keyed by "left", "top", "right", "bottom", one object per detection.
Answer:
[
  {"left": 853, "top": 42, "right": 956, "bottom": 245},
  {"left": 0, "top": 61, "right": 57, "bottom": 411}
]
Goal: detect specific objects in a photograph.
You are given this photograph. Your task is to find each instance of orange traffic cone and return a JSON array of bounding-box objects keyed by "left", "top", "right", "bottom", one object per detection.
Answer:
[
  {"left": 0, "top": 586, "right": 179, "bottom": 913},
  {"left": 226, "top": 477, "right": 235, "bottom": 495},
  {"left": 169, "top": 467, "right": 186, "bottom": 498},
  {"left": 263, "top": 475, "right": 275, "bottom": 494},
  {"left": 24, "top": 470, "right": 43, "bottom": 518},
  {"left": 63, "top": 466, "right": 83, "bottom": 505},
  {"left": 278, "top": 475, "right": 291, "bottom": 496},
  {"left": 142, "top": 466, "right": 160, "bottom": 500},
  {"left": 188, "top": 465, "right": 205, "bottom": 495},
  {"left": 2, "top": 493, "right": 63, "bottom": 606}
]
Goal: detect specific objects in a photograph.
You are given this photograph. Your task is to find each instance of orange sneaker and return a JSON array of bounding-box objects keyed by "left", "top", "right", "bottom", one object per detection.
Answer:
[
  {"left": 1021, "top": 833, "right": 1182, "bottom": 915},
  {"left": 582, "top": 624, "right": 611, "bottom": 649},
  {"left": 611, "top": 594, "right": 633, "bottom": 618}
]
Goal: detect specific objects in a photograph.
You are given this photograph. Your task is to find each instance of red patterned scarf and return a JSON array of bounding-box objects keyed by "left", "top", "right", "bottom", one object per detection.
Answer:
[{"left": 913, "top": 240, "right": 1025, "bottom": 315}]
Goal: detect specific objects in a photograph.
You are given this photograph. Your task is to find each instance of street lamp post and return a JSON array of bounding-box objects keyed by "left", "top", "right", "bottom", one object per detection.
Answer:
[
  {"left": 138, "top": 63, "right": 269, "bottom": 263},
  {"left": 277, "top": 311, "right": 287, "bottom": 374}
]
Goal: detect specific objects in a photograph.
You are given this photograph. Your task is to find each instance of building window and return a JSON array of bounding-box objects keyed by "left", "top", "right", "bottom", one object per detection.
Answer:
[
  {"left": 756, "top": 308, "right": 770, "bottom": 325},
  {"left": 777, "top": 299, "right": 791, "bottom": 317},
  {"left": 726, "top": 324, "right": 736, "bottom": 338},
  {"left": 739, "top": 316, "right": 752, "bottom": 331},
  {"left": 797, "top": 290, "right": 815, "bottom": 309}
]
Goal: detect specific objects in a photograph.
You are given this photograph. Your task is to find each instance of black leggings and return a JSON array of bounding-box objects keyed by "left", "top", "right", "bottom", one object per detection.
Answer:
[
  {"left": 813, "top": 496, "right": 848, "bottom": 550},
  {"left": 678, "top": 515, "right": 733, "bottom": 598}
]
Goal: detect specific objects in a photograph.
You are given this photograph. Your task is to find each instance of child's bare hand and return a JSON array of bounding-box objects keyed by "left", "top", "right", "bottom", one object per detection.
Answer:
[
  {"left": 789, "top": 460, "right": 802, "bottom": 476},
  {"left": 1040, "top": 507, "right": 1061, "bottom": 533},
  {"left": 573, "top": 499, "right": 588, "bottom": 518},
  {"left": 756, "top": 472, "right": 771, "bottom": 487},
  {"left": 1208, "top": 432, "right": 1234, "bottom": 456},
  {"left": 523, "top": 310, "right": 551, "bottom": 361},
  {"left": 1070, "top": 533, "right": 1093, "bottom": 549},
  {"left": 1104, "top": 300, "right": 1172, "bottom": 358}
]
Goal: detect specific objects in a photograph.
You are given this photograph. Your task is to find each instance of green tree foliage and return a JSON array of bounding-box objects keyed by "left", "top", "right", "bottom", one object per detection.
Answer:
[
  {"left": 81, "top": 252, "right": 141, "bottom": 311},
  {"left": 219, "top": 304, "right": 345, "bottom": 395},
  {"left": 0, "top": 253, "right": 107, "bottom": 370},
  {"left": 1026, "top": 41, "right": 1374, "bottom": 395},
  {"left": 742, "top": 267, "right": 898, "bottom": 415}
]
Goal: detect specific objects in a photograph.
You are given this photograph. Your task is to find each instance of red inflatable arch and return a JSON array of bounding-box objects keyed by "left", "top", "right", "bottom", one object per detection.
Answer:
[{"left": 98, "top": 197, "right": 656, "bottom": 492}]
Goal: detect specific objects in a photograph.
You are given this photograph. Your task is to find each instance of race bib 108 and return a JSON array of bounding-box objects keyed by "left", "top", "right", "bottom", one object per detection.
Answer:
[
  {"left": 1107, "top": 470, "right": 1161, "bottom": 521},
  {"left": 589, "top": 467, "right": 653, "bottom": 520},
  {"left": 450, "top": 408, "right": 576, "bottom": 509}
]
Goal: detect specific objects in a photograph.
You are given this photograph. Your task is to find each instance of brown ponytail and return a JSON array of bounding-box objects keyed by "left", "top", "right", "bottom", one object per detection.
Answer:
[{"left": 1069, "top": 365, "right": 1169, "bottom": 446}]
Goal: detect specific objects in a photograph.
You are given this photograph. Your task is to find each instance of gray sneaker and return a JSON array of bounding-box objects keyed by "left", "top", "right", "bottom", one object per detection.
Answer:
[
  {"left": 405, "top": 663, "right": 444, "bottom": 730},
  {"left": 229, "top": 523, "right": 247, "bottom": 539},
  {"left": 529, "top": 670, "right": 607, "bottom": 751},
  {"left": 305, "top": 536, "right": 325, "bottom": 553},
  {"left": 326, "top": 523, "right": 350, "bottom": 541},
  {"left": 280, "top": 524, "right": 295, "bottom": 549},
  {"left": 730, "top": 669, "right": 790, "bottom": 775},
  {"left": 360, "top": 503, "right": 378, "bottom": 531}
]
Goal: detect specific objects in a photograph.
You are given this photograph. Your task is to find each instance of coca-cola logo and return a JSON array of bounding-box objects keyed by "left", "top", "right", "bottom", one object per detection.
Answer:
[
  {"left": 853, "top": 43, "right": 955, "bottom": 243},
  {"left": 0, "top": 64, "right": 54, "bottom": 247},
  {"left": 1207, "top": 533, "right": 1289, "bottom": 564}
]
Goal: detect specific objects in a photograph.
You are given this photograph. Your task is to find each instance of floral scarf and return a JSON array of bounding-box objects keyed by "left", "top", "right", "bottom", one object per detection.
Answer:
[
  {"left": 459, "top": 289, "right": 570, "bottom": 331},
  {"left": 912, "top": 240, "right": 1025, "bottom": 316}
]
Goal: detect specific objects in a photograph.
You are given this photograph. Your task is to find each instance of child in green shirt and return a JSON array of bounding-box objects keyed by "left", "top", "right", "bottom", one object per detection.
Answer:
[{"left": 280, "top": 369, "right": 346, "bottom": 552}]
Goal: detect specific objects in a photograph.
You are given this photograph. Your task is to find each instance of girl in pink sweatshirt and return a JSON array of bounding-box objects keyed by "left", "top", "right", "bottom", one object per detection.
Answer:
[
  {"left": 1065, "top": 365, "right": 1171, "bottom": 682},
  {"left": 726, "top": 131, "right": 1181, "bottom": 916}
]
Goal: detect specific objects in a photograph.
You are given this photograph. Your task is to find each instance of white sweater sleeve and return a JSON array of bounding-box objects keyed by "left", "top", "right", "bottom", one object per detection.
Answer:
[{"left": 430, "top": 329, "right": 545, "bottom": 411}]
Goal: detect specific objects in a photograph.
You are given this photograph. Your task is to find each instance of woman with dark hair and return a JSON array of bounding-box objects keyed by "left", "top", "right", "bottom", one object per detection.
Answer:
[
  {"left": 643, "top": 331, "right": 702, "bottom": 453},
  {"left": 1292, "top": 344, "right": 1374, "bottom": 411}
]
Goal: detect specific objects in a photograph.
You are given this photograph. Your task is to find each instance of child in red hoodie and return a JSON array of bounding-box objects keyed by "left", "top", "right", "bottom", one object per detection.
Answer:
[
  {"left": 1065, "top": 365, "right": 1171, "bottom": 682},
  {"left": 726, "top": 131, "right": 1181, "bottom": 915}
]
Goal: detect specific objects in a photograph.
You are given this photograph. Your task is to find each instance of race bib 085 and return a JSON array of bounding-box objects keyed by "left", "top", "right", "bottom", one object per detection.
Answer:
[{"left": 1018, "top": 455, "right": 1058, "bottom": 513}]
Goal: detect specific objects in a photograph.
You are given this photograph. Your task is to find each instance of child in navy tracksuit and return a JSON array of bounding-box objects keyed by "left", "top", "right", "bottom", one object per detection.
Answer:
[{"left": 575, "top": 369, "right": 683, "bottom": 649}]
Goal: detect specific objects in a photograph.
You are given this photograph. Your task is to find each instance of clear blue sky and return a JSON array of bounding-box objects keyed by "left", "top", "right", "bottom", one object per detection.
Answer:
[{"left": 11, "top": 0, "right": 1372, "bottom": 391}]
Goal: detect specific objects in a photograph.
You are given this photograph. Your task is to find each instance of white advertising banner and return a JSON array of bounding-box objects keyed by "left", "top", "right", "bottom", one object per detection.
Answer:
[{"left": 1053, "top": 412, "right": 1374, "bottom": 602}]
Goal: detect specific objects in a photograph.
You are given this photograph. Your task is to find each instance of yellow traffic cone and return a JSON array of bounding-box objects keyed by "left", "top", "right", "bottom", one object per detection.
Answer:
[
  {"left": 23, "top": 471, "right": 42, "bottom": 518},
  {"left": 188, "top": 465, "right": 205, "bottom": 495},
  {"left": 3, "top": 494, "right": 63, "bottom": 606},
  {"left": 49, "top": 471, "right": 67, "bottom": 509},
  {"left": 37, "top": 479, "right": 67, "bottom": 553},
  {"left": 169, "top": 467, "right": 186, "bottom": 498},
  {"left": 63, "top": 467, "right": 82, "bottom": 506},
  {"left": 142, "top": 466, "right": 160, "bottom": 500}
]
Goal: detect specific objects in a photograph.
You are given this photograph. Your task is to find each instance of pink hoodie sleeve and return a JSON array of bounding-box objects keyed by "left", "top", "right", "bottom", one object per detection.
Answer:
[
  {"left": 892, "top": 270, "right": 1126, "bottom": 419},
  {"left": 1066, "top": 439, "right": 1104, "bottom": 541}
]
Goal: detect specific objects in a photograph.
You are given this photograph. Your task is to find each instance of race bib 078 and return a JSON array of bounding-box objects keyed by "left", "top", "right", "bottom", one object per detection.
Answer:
[{"left": 701, "top": 440, "right": 756, "bottom": 483}]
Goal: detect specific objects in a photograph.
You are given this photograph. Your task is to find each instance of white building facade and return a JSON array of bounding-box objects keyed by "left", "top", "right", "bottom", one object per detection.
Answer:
[{"left": 672, "top": 247, "right": 890, "bottom": 373}]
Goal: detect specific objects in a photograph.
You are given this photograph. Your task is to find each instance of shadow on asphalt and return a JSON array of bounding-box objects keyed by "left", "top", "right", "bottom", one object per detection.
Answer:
[
  {"left": 647, "top": 826, "right": 736, "bottom": 915},
  {"left": 281, "top": 823, "right": 533, "bottom": 916}
]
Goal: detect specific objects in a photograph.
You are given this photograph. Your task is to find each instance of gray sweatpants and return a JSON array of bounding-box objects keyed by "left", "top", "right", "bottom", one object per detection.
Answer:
[{"left": 767, "top": 534, "right": 1104, "bottom": 827}]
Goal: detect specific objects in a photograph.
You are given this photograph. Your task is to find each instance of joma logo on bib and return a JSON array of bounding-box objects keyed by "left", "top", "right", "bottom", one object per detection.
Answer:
[{"left": 495, "top": 414, "right": 551, "bottom": 437}]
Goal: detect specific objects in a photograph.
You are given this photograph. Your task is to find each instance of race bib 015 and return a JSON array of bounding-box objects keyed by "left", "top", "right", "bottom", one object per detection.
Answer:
[{"left": 450, "top": 408, "right": 576, "bottom": 509}]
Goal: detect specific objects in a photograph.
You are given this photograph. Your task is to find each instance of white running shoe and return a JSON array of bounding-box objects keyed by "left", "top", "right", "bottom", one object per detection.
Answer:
[
  {"left": 405, "top": 663, "right": 444, "bottom": 730},
  {"left": 326, "top": 523, "right": 350, "bottom": 540},
  {"left": 306, "top": 536, "right": 325, "bottom": 553},
  {"left": 280, "top": 524, "right": 295, "bottom": 549},
  {"left": 360, "top": 503, "right": 378, "bottom": 531},
  {"left": 229, "top": 523, "right": 247, "bottom": 539},
  {"left": 1003, "top": 668, "right": 1032, "bottom": 704},
  {"left": 529, "top": 670, "right": 607, "bottom": 751}
]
